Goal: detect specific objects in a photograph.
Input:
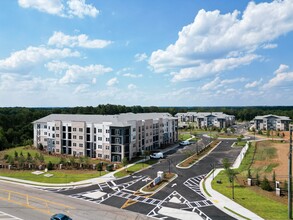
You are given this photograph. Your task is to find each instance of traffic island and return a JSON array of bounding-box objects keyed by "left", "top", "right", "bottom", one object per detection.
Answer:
[{"left": 140, "top": 172, "right": 177, "bottom": 194}]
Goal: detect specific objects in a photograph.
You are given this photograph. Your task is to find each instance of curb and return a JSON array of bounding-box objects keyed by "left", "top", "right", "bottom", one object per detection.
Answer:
[
  {"left": 176, "top": 141, "right": 222, "bottom": 169},
  {"left": 139, "top": 174, "right": 178, "bottom": 195}
]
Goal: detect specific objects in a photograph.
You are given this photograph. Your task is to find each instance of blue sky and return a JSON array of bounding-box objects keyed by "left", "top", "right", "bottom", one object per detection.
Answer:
[{"left": 1, "top": 0, "right": 293, "bottom": 107}]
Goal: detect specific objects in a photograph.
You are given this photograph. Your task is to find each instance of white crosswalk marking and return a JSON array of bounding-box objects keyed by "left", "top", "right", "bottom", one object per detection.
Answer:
[{"left": 0, "top": 211, "right": 23, "bottom": 220}]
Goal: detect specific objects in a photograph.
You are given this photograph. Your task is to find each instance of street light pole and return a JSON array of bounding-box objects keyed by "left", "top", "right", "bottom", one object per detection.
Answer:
[{"left": 289, "top": 126, "right": 292, "bottom": 219}]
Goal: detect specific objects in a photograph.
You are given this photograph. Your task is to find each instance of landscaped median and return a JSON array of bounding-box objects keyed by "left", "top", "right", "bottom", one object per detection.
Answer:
[
  {"left": 140, "top": 172, "right": 177, "bottom": 194},
  {"left": 176, "top": 140, "right": 221, "bottom": 168}
]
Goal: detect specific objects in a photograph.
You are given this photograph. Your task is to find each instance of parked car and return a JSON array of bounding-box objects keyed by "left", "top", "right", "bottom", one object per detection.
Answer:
[
  {"left": 179, "top": 140, "right": 190, "bottom": 146},
  {"left": 150, "top": 152, "right": 164, "bottom": 159},
  {"left": 50, "top": 213, "right": 72, "bottom": 220}
]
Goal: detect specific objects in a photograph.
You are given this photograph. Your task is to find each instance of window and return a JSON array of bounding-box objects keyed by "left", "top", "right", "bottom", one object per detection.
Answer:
[
  {"left": 94, "top": 136, "right": 96, "bottom": 141},
  {"left": 44, "top": 132, "right": 47, "bottom": 135},
  {"left": 87, "top": 127, "right": 90, "bottom": 133},
  {"left": 106, "top": 129, "right": 109, "bottom": 133},
  {"left": 52, "top": 127, "right": 55, "bottom": 131},
  {"left": 133, "top": 128, "right": 136, "bottom": 132},
  {"left": 73, "top": 143, "right": 76, "bottom": 147},
  {"left": 73, "top": 128, "right": 77, "bottom": 132},
  {"left": 73, "top": 135, "right": 76, "bottom": 139},
  {"left": 56, "top": 149, "right": 60, "bottom": 153},
  {"left": 79, "top": 128, "right": 83, "bottom": 132},
  {"left": 98, "top": 137, "right": 102, "bottom": 141},
  {"left": 94, "top": 128, "right": 96, "bottom": 133},
  {"left": 44, "top": 125, "right": 47, "bottom": 129},
  {"left": 98, "top": 145, "right": 102, "bottom": 149},
  {"left": 63, "top": 126, "right": 66, "bottom": 131},
  {"left": 79, "top": 143, "right": 83, "bottom": 147},
  {"left": 56, "top": 134, "right": 59, "bottom": 138},
  {"left": 98, "top": 129, "right": 102, "bottom": 133},
  {"left": 106, "top": 138, "right": 109, "bottom": 142},
  {"left": 44, "top": 138, "right": 47, "bottom": 141},
  {"left": 56, "top": 127, "right": 59, "bottom": 130},
  {"left": 98, "top": 154, "right": 102, "bottom": 158},
  {"left": 68, "top": 126, "right": 71, "bottom": 132},
  {"left": 52, "top": 134, "right": 55, "bottom": 138},
  {"left": 79, "top": 136, "right": 83, "bottom": 140},
  {"left": 37, "top": 124, "right": 40, "bottom": 129},
  {"left": 105, "top": 155, "right": 109, "bottom": 159},
  {"left": 106, "top": 146, "right": 109, "bottom": 150},
  {"left": 56, "top": 141, "right": 59, "bottom": 145}
]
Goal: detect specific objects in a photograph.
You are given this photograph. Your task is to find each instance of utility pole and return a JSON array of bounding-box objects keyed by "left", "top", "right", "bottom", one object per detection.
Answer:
[{"left": 289, "top": 125, "right": 292, "bottom": 219}]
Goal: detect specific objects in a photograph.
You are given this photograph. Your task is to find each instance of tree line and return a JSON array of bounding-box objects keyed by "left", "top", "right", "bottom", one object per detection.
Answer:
[{"left": 0, "top": 105, "right": 292, "bottom": 150}]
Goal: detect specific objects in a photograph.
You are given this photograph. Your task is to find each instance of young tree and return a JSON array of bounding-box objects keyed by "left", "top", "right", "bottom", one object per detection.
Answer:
[
  {"left": 222, "top": 158, "right": 237, "bottom": 199},
  {"left": 260, "top": 176, "right": 273, "bottom": 191},
  {"left": 122, "top": 157, "right": 129, "bottom": 167}
]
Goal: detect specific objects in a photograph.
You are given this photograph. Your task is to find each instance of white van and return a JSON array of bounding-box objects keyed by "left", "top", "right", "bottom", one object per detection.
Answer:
[{"left": 150, "top": 152, "right": 164, "bottom": 159}]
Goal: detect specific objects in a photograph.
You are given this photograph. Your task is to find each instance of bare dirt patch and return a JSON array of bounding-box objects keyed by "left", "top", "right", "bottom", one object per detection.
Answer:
[{"left": 251, "top": 141, "right": 289, "bottom": 181}]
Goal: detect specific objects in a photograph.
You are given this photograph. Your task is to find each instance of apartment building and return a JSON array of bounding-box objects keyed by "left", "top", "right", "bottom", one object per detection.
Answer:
[
  {"left": 33, "top": 113, "right": 178, "bottom": 162},
  {"left": 175, "top": 112, "right": 235, "bottom": 129},
  {"left": 253, "top": 114, "right": 291, "bottom": 131}
]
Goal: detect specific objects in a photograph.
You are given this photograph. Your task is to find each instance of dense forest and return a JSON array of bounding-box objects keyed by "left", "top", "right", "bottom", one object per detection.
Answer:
[{"left": 0, "top": 105, "right": 293, "bottom": 150}]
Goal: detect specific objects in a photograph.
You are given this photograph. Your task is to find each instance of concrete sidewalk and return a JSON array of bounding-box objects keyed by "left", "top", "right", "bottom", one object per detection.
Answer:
[{"left": 201, "top": 169, "right": 263, "bottom": 220}]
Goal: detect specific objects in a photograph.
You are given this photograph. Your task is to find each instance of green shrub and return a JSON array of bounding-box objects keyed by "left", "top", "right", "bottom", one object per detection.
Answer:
[
  {"left": 47, "top": 161, "right": 54, "bottom": 170},
  {"left": 260, "top": 176, "right": 273, "bottom": 191}
]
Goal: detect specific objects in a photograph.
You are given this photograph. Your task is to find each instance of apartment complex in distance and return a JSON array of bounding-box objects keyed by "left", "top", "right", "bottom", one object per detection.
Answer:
[
  {"left": 33, "top": 113, "right": 178, "bottom": 162},
  {"left": 175, "top": 112, "right": 235, "bottom": 129},
  {"left": 252, "top": 114, "right": 291, "bottom": 131}
]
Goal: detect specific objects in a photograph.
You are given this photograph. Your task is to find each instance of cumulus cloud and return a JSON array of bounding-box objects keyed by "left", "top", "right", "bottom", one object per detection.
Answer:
[
  {"left": 134, "top": 53, "right": 148, "bottom": 62},
  {"left": 127, "top": 84, "right": 137, "bottom": 90},
  {"left": 18, "top": 0, "right": 99, "bottom": 18},
  {"left": 48, "top": 31, "right": 112, "bottom": 48},
  {"left": 123, "top": 73, "right": 143, "bottom": 78},
  {"left": 263, "top": 64, "right": 293, "bottom": 89},
  {"left": 149, "top": 0, "right": 293, "bottom": 82},
  {"left": 106, "top": 77, "right": 119, "bottom": 86},
  {"left": 0, "top": 46, "right": 79, "bottom": 73},
  {"left": 245, "top": 78, "right": 263, "bottom": 88},
  {"left": 171, "top": 54, "right": 258, "bottom": 82},
  {"left": 201, "top": 77, "right": 245, "bottom": 91},
  {"left": 46, "top": 61, "right": 112, "bottom": 84},
  {"left": 262, "top": 44, "right": 278, "bottom": 49},
  {"left": 73, "top": 84, "right": 89, "bottom": 94}
]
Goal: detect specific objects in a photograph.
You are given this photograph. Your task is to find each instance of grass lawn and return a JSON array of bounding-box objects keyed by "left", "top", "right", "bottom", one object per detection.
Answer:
[
  {"left": 234, "top": 141, "right": 246, "bottom": 147},
  {"left": 178, "top": 133, "right": 192, "bottom": 141},
  {"left": 1, "top": 146, "right": 61, "bottom": 164},
  {"left": 212, "top": 171, "right": 287, "bottom": 220},
  {"left": 114, "top": 160, "right": 157, "bottom": 178},
  {"left": 0, "top": 169, "right": 106, "bottom": 184}
]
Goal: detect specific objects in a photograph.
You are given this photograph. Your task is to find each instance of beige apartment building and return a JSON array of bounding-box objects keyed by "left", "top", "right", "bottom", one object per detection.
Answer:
[
  {"left": 175, "top": 112, "right": 235, "bottom": 129},
  {"left": 33, "top": 113, "right": 178, "bottom": 162},
  {"left": 253, "top": 114, "right": 291, "bottom": 131}
]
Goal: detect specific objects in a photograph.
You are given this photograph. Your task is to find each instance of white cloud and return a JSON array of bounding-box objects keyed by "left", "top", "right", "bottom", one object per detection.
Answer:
[
  {"left": 48, "top": 31, "right": 112, "bottom": 48},
  {"left": 149, "top": 0, "right": 293, "bottom": 81},
  {"left": 106, "top": 77, "right": 119, "bottom": 86},
  {"left": 274, "top": 64, "right": 289, "bottom": 74},
  {"left": 134, "top": 53, "right": 148, "bottom": 62},
  {"left": 245, "top": 78, "right": 263, "bottom": 88},
  {"left": 18, "top": 0, "right": 98, "bottom": 18},
  {"left": 73, "top": 84, "right": 89, "bottom": 94},
  {"left": 127, "top": 84, "right": 137, "bottom": 90},
  {"left": 171, "top": 54, "right": 258, "bottom": 82},
  {"left": 46, "top": 61, "right": 113, "bottom": 84},
  {"left": 123, "top": 73, "right": 143, "bottom": 78},
  {"left": 67, "top": 0, "right": 99, "bottom": 18},
  {"left": 262, "top": 43, "right": 278, "bottom": 49},
  {"left": 18, "top": 0, "right": 64, "bottom": 16},
  {"left": 201, "top": 76, "right": 246, "bottom": 91},
  {"left": 0, "top": 46, "right": 79, "bottom": 73},
  {"left": 263, "top": 64, "right": 293, "bottom": 89}
]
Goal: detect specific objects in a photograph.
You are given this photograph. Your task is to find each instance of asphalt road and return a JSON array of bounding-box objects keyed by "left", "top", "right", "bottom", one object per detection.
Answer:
[{"left": 52, "top": 137, "right": 242, "bottom": 220}]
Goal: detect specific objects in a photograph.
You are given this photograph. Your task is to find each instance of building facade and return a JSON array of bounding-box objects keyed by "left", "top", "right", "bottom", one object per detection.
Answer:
[
  {"left": 175, "top": 112, "right": 235, "bottom": 129},
  {"left": 33, "top": 113, "right": 178, "bottom": 162},
  {"left": 253, "top": 114, "right": 291, "bottom": 131}
]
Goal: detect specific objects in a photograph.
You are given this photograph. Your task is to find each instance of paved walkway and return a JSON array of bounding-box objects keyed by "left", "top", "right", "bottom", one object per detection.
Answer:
[{"left": 201, "top": 169, "right": 263, "bottom": 220}]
